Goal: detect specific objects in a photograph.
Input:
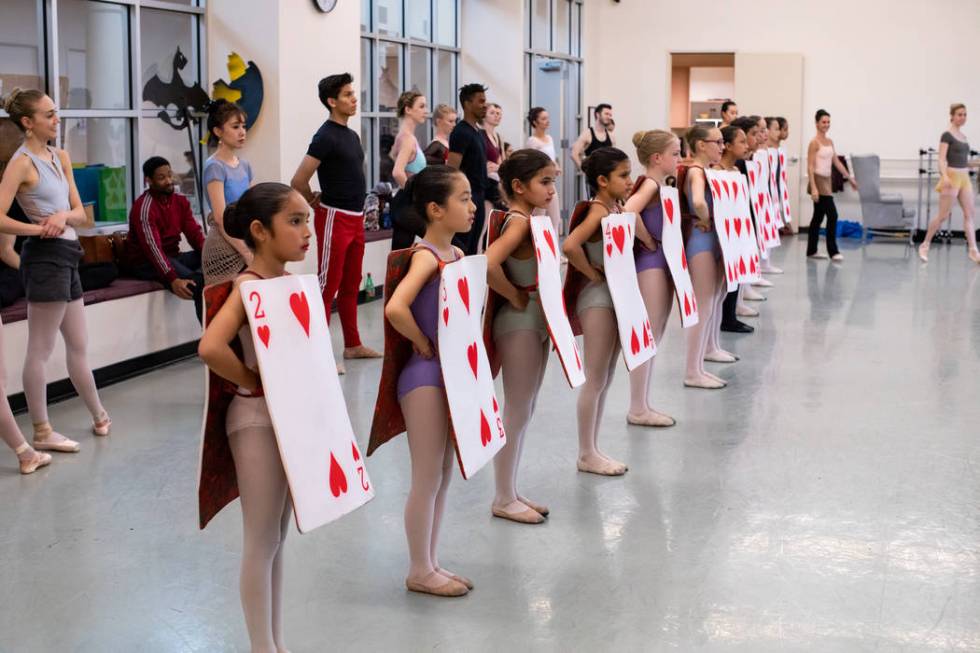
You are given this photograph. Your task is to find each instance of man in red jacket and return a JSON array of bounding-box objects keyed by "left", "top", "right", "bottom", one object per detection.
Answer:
[{"left": 124, "top": 156, "right": 205, "bottom": 321}]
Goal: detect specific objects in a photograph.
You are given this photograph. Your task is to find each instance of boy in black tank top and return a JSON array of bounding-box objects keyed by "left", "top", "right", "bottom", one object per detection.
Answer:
[{"left": 572, "top": 103, "right": 615, "bottom": 169}]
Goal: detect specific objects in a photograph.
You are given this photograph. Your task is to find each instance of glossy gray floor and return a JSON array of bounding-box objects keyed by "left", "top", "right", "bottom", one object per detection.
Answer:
[{"left": 2, "top": 237, "right": 979, "bottom": 652}]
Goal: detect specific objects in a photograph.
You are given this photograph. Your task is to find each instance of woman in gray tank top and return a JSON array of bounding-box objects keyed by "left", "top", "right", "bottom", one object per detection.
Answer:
[
  {"left": 0, "top": 89, "right": 111, "bottom": 454},
  {"left": 919, "top": 103, "right": 980, "bottom": 263}
]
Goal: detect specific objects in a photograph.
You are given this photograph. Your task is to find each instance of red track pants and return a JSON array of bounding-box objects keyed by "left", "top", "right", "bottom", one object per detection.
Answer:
[{"left": 314, "top": 203, "right": 365, "bottom": 348}]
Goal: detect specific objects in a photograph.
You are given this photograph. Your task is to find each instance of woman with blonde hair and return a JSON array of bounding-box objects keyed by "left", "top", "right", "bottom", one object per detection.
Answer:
[
  {"left": 424, "top": 104, "right": 457, "bottom": 166},
  {"left": 390, "top": 91, "right": 430, "bottom": 249},
  {"left": 919, "top": 103, "right": 979, "bottom": 263}
]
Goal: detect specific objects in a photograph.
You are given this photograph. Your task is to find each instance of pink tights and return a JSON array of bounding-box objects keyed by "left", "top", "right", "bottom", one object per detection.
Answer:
[{"left": 628, "top": 269, "right": 673, "bottom": 417}]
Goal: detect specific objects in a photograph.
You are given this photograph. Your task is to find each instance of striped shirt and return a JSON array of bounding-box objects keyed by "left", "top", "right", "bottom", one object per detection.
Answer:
[{"left": 124, "top": 191, "right": 205, "bottom": 283}]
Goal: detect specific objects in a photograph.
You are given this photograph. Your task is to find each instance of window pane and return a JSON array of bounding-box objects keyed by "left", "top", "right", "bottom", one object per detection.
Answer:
[
  {"left": 376, "top": 0, "right": 402, "bottom": 36},
  {"left": 140, "top": 8, "right": 201, "bottom": 113},
  {"left": 361, "top": 0, "right": 370, "bottom": 31},
  {"left": 408, "top": 46, "right": 431, "bottom": 100},
  {"left": 554, "top": 0, "right": 570, "bottom": 54},
  {"left": 58, "top": 0, "right": 131, "bottom": 109},
  {"left": 571, "top": 2, "right": 581, "bottom": 57},
  {"left": 0, "top": 0, "right": 45, "bottom": 88},
  {"left": 435, "top": 0, "right": 456, "bottom": 46},
  {"left": 406, "top": 0, "right": 431, "bottom": 41},
  {"left": 140, "top": 113, "right": 206, "bottom": 219},
  {"left": 361, "top": 118, "right": 374, "bottom": 188},
  {"left": 378, "top": 117, "right": 398, "bottom": 185},
  {"left": 360, "top": 38, "right": 372, "bottom": 110},
  {"left": 435, "top": 49, "right": 455, "bottom": 109},
  {"left": 531, "top": 0, "right": 549, "bottom": 51},
  {"left": 377, "top": 41, "right": 401, "bottom": 113},
  {"left": 61, "top": 118, "right": 133, "bottom": 222}
]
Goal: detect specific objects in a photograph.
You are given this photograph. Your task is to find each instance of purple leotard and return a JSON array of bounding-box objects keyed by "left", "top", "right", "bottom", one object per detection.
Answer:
[
  {"left": 684, "top": 169, "right": 722, "bottom": 260},
  {"left": 635, "top": 200, "right": 668, "bottom": 273},
  {"left": 396, "top": 241, "right": 460, "bottom": 400}
]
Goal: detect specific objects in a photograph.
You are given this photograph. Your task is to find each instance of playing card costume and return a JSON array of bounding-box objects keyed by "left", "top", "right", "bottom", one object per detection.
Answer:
[
  {"left": 678, "top": 163, "right": 723, "bottom": 261},
  {"left": 562, "top": 200, "right": 616, "bottom": 336}
]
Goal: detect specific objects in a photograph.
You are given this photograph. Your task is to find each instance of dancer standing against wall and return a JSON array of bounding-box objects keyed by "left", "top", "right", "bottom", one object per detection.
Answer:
[
  {"left": 390, "top": 91, "right": 429, "bottom": 250},
  {"left": 202, "top": 100, "right": 254, "bottom": 285},
  {"left": 525, "top": 107, "right": 563, "bottom": 236},
  {"left": 624, "top": 130, "right": 682, "bottom": 427},
  {"left": 919, "top": 104, "right": 979, "bottom": 264},
  {"left": 291, "top": 73, "right": 381, "bottom": 362},
  {"left": 563, "top": 147, "right": 635, "bottom": 475},
  {"left": 806, "top": 109, "right": 857, "bottom": 261},
  {"left": 0, "top": 89, "right": 111, "bottom": 453},
  {"left": 198, "top": 183, "right": 311, "bottom": 651},
  {"left": 371, "top": 165, "right": 475, "bottom": 597},
  {"left": 680, "top": 126, "right": 726, "bottom": 390},
  {"left": 485, "top": 149, "right": 557, "bottom": 524}
]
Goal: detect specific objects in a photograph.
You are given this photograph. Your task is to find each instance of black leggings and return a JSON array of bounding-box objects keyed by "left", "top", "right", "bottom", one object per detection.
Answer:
[{"left": 807, "top": 195, "right": 839, "bottom": 256}]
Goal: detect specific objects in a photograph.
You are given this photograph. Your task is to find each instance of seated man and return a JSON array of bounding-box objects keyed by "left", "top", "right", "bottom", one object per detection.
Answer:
[{"left": 123, "top": 156, "right": 205, "bottom": 322}]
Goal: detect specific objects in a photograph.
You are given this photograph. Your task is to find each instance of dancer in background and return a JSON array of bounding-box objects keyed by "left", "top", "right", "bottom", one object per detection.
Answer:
[
  {"left": 720, "top": 100, "right": 738, "bottom": 127},
  {"left": 525, "top": 107, "right": 563, "bottom": 236},
  {"left": 485, "top": 149, "right": 557, "bottom": 524},
  {"left": 372, "top": 165, "right": 475, "bottom": 597},
  {"left": 0, "top": 89, "right": 111, "bottom": 453},
  {"left": 753, "top": 115, "right": 782, "bottom": 277},
  {"left": 424, "top": 104, "right": 457, "bottom": 166},
  {"left": 919, "top": 103, "right": 979, "bottom": 264},
  {"left": 571, "top": 103, "right": 615, "bottom": 169},
  {"left": 806, "top": 109, "right": 857, "bottom": 261},
  {"left": 562, "top": 147, "right": 635, "bottom": 475},
  {"left": 291, "top": 73, "right": 381, "bottom": 363},
  {"left": 624, "top": 130, "right": 682, "bottom": 426},
  {"left": 198, "top": 183, "right": 311, "bottom": 651},
  {"left": 390, "top": 91, "right": 429, "bottom": 249},
  {"left": 680, "top": 126, "right": 726, "bottom": 390},
  {"left": 202, "top": 100, "right": 254, "bottom": 286},
  {"left": 448, "top": 83, "right": 497, "bottom": 254}
]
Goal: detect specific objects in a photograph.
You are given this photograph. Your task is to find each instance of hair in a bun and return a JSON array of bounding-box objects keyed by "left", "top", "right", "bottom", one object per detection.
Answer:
[
  {"left": 631, "top": 129, "right": 677, "bottom": 166},
  {"left": 581, "top": 146, "right": 629, "bottom": 196},
  {"left": 3, "top": 88, "right": 45, "bottom": 133},
  {"left": 206, "top": 99, "right": 247, "bottom": 147},
  {"left": 221, "top": 182, "right": 293, "bottom": 248}
]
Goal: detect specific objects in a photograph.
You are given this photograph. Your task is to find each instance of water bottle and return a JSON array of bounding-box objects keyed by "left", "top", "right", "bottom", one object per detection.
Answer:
[{"left": 364, "top": 273, "right": 376, "bottom": 299}]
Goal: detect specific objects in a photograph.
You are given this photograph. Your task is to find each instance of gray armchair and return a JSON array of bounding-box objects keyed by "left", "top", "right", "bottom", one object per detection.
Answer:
[{"left": 851, "top": 154, "right": 915, "bottom": 244}]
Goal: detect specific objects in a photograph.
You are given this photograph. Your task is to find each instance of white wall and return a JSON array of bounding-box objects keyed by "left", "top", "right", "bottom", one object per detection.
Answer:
[
  {"left": 584, "top": 0, "right": 980, "bottom": 226},
  {"left": 689, "top": 67, "right": 734, "bottom": 102}
]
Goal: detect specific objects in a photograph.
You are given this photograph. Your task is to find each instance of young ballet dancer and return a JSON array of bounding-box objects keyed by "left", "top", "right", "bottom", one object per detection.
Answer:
[
  {"left": 752, "top": 116, "right": 782, "bottom": 277},
  {"left": 484, "top": 148, "right": 557, "bottom": 524},
  {"left": 623, "top": 130, "right": 684, "bottom": 426},
  {"left": 198, "top": 182, "right": 312, "bottom": 651},
  {"left": 390, "top": 91, "right": 430, "bottom": 249},
  {"left": 919, "top": 103, "right": 979, "bottom": 263},
  {"left": 679, "top": 125, "right": 727, "bottom": 390},
  {"left": 562, "top": 147, "right": 634, "bottom": 475},
  {"left": 806, "top": 109, "right": 858, "bottom": 261},
  {"left": 0, "top": 88, "right": 111, "bottom": 453},
  {"left": 0, "top": 203, "right": 51, "bottom": 473},
  {"left": 202, "top": 100, "right": 255, "bottom": 285},
  {"left": 525, "top": 108, "right": 563, "bottom": 237},
  {"left": 370, "top": 165, "right": 475, "bottom": 598}
]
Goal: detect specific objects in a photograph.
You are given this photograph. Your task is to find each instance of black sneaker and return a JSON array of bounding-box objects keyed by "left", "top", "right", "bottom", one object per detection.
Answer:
[{"left": 721, "top": 320, "right": 755, "bottom": 333}]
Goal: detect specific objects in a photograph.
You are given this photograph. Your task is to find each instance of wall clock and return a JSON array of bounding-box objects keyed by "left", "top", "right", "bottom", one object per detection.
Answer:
[{"left": 313, "top": 0, "right": 338, "bottom": 12}]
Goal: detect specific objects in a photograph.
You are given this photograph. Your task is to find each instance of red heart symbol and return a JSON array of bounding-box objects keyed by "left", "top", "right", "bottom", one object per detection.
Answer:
[
  {"left": 627, "top": 224, "right": 632, "bottom": 240},
  {"left": 757, "top": 192, "right": 764, "bottom": 207},
  {"left": 605, "top": 243, "right": 613, "bottom": 257},
  {"left": 630, "top": 328, "right": 641, "bottom": 355},
  {"left": 467, "top": 343, "right": 478, "bottom": 379},
  {"left": 780, "top": 153, "right": 785, "bottom": 166},
  {"left": 745, "top": 218, "right": 751, "bottom": 234},
  {"left": 543, "top": 229, "right": 557, "bottom": 258},
  {"left": 257, "top": 325, "right": 271, "bottom": 348},
  {"left": 480, "top": 410, "right": 492, "bottom": 446},
  {"left": 289, "top": 292, "right": 311, "bottom": 338},
  {"left": 684, "top": 293, "right": 691, "bottom": 316},
  {"left": 535, "top": 247, "right": 541, "bottom": 262},
  {"left": 612, "top": 225, "right": 626, "bottom": 254},
  {"left": 328, "top": 452, "right": 348, "bottom": 498},
  {"left": 739, "top": 257, "right": 747, "bottom": 275},
  {"left": 681, "top": 249, "right": 688, "bottom": 270},
  {"left": 734, "top": 219, "right": 742, "bottom": 237},
  {"left": 457, "top": 277, "right": 470, "bottom": 313},
  {"left": 442, "top": 307, "right": 449, "bottom": 326},
  {"left": 711, "top": 179, "right": 722, "bottom": 199},
  {"left": 724, "top": 219, "right": 731, "bottom": 238},
  {"left": 749, "top": 170, "right": 756, "bottom": 184},
  {"left": 733, "top": 184, "right": 740, "bottom": 200},
  {"left": 351, "top": 441, "right": 361, "bottom": 462},
  {"left": 664, "top": 198, "right": 674, "bottom": 223},
  {"left": 492, "top": 396, "right": 499, "bottom": 413},
  {"left": 574, "top": 346, "right": 582, "bottom": 370},
  {"left": 765, "top": 209, "right": 771, "bottom": 225},
  {"left": 692, "top": 295, "right": 697, "bottom": 312},
  {"left": 750, "top": 257, "right": 757, "bottom": 274},
  {"left": 643, "top": 324, "right": 651, "bottom": 347},
  {"left": 722, "top": 180, "right": 731, "bottom": 197}
]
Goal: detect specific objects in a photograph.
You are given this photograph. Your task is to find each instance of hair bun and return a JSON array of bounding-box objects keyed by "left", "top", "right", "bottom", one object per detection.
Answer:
[
  {"left": 2, "top": 88, "right": 24, "bottom": 113},
  {"left": 632, "top": 131, "right": 646, "bottom": 148},
  {"left": 222, "top": 201, "right": 242, "bottom": 238}
]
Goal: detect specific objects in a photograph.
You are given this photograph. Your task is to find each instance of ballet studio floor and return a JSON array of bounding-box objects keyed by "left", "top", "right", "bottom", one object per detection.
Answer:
[{"left": 1, "top": 236, "right": 978, "bottom": 653}]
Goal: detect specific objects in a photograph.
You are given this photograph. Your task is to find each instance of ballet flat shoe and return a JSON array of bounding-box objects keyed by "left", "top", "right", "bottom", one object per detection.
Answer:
[
  {"left": 752, "top": 277, "right": 774, "bottom": 288},
  {"left": 917, "top": 245, "right": 929, "bottom": 263},
  {"left": 761, "top": 265, "right": 783, "bottom": 274},
  {"left": 736, "top": 305, "right": 759, "bottom": 318},
  {"left": 721, "top": 321, "right": 754, "bottom": 334},
  {"left": 16, "top": 444, "right": 52, "bottom": 475},
  {"left": 704, "top": 351, "right": 738, "bottom": 363},
  {"left": 492, "top": 505, "right": 545, "bottom": 524},
  {"left": 742, "top": 287, "right": 767, "bottom": 301},
  {"left": 577, "top": 459, "right": 628, "bottom": 476},
  {"left": 808, "top": 252, "right": 829, "bottom": 260},
  {"left": 33, "top": 436, "right": 80, "bottom": 453},
  {"left": 93, "top": 417, "right": 112, "bottom": 437},
  {"left": 437, "top": 570, "right": 474, "bottom": 590},
  {"left": 684, "top": 378, "right": 726, "bottom": 390},
  {"left": 831, "top": 253, "right": 844, "bottom": 262},
  {"left": 969, "top": 250, "right": 980, "bottom": 264},
  {"left": 406, "top": 575, "right": 469, "bottom": 597},
  {"left": 518, "top": 497, "right": 549, "bottom": 517},
  {"left": 626, "top": 411, "right": 676, "bottom": 427}
]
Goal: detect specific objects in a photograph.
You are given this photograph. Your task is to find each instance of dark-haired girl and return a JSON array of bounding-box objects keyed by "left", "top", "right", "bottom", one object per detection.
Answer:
[
  {"left": 198, "top": 182, "right": 312, "bottom": 651},
  {"left": 369, "top": 165, "right": 475, "bottom": 597},
  {"left": 562, "top": 147, "right": 636, "bottom": 475},
  {"left": 806, "top": 109, "right": 857, "bottom": 261},
  {"left": 525, "top": 108, "right": 563, "bottom": 236},
  {"left": 484, "top": 148, "right": 556, "bottom": 524},
  {"left": 0, "top": 88, "right": 110, "bottom": 453},
  {"left": 202, "top": 100, "right": 255, "bottom": 285}
]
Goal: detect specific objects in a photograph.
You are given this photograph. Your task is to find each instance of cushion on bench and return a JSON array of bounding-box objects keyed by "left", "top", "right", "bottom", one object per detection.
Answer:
[{"left": 0, "top": 277, "right": 164, "bottom": 325}]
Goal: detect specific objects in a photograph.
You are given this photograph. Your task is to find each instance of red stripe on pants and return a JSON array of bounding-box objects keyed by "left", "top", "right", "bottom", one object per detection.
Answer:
[{"left": 314, "top": 204, "right": 365, "bottom": 348}]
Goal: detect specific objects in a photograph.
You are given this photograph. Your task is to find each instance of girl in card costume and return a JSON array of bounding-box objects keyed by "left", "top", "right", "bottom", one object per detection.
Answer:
[
  {"left": 483, "top": 149, "right": 557, "bottom": 524},
  {"left": 679, "top": 126, "right": 727, "bottom": 390},
  {"left": 562, "top": 147, "right": 643, "bottom": 476},
  {"left": 368, "top": 165, "right": 475, "bottom": 598},
  {"left": 731, "top": 116, "right": 769, "bottom": 305},
  {"left": 624, "top": 130, "right": 685, "bottom": 427},
  {"left": 198, "top": 183, "right": 312, "bottom": 652}
]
